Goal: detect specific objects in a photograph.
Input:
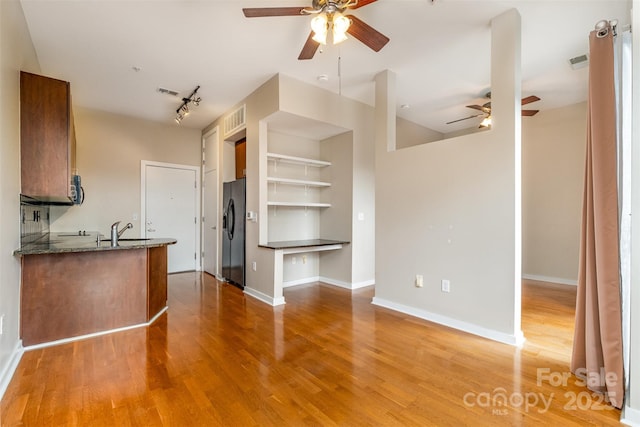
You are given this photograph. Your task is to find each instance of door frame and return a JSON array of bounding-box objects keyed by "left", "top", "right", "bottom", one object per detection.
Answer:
[
  {"left": 141, "top": 160, "right": 202, "bottom": 271},
  {"left": 202, "top": 127, "right": 221, "bottom": 279}
]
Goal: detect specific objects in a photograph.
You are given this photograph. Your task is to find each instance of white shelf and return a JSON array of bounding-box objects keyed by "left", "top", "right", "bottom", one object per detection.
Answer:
[
  {"left": 267, "top": 153, "right": 331, "bottom": 167},
  {"left": 268, "top": 201, "right": 331, "bottom": 208},
  {"left": 267, "top": 177, "right": 331, "bottom": 187}
]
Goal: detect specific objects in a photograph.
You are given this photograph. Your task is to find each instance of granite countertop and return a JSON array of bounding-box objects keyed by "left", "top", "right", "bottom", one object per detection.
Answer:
[
  {"left": 259, "top": 239, "right": 350, "bottom": 250},
  {"left": 15, "top": 234, "right": 177, "bottom": 256}
]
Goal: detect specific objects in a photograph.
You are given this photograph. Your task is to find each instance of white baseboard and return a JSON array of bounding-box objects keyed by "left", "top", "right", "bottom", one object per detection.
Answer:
[
  {"left": 24, "top": 306, "right": 168, "bottom": 351},
  {"left": 371, "top": 297, "right": 525, "bottom": 347},
  {"left": 283, "top": 276, "right": 320, "bottom": 288},
  {"left": 622, "top": 404, "right": 640, "bottom": 426},
  {"left": 244, "top": 286, "right": 286, "bottom": 306},
  {"left": 283, "top": 276, "right": 376, "bottom": 290},
  {"left": 522, "top": 274, "right": 577, "bottom": 286},
  {"left": 319, "top": 277, "right": 375, "bottom": 290},
  {"left": 0, "top": 340, "right": 24, "bottom": 402}
]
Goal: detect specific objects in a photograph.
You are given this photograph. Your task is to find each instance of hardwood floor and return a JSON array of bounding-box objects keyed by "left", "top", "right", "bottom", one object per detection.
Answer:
[{"left": 1, "top": 274, "right": 622, "bottom": 426}]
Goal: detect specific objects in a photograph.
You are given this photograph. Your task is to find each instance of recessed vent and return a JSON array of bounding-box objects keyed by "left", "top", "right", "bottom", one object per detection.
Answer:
[
  {"left": 224, "top": 104, "right": 246, "bottom": 137},
  {"left": 157, "top": 87, "right": 180, "bottom": 97},
  {"left": 569, "top": 54, "right": 589, "bottom": 70}
]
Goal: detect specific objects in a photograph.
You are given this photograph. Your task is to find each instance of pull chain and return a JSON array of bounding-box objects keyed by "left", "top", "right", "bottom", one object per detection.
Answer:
[{"left": 338, "top": 51, "right": 342, "bottom": 96}]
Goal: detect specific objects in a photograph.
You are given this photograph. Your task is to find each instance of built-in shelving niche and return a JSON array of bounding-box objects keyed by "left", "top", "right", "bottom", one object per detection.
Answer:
[{"left": 262, "top": 117, "right": 353, "bottom": 285}]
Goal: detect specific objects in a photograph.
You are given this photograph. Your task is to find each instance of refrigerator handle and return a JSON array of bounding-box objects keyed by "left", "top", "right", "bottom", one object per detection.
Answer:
[{"left": 228, "top": 199, "right": 235, "bottom": 240}]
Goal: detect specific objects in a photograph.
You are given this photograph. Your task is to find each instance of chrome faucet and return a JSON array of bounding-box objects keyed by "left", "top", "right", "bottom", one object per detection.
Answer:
[{"left": 110, "top": 221, "right": 133, "bottom": 245}]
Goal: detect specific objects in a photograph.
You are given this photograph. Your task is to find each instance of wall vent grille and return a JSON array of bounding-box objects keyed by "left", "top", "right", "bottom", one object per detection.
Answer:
[
  {"left": 224, "top": 104, "right": 246, "bottom": 137},
  {"left": 157, "top": 87, "right": 179, "bottom": 97},
  {"left": 569, "top": 54, "right": 589, "bottom": 70}
]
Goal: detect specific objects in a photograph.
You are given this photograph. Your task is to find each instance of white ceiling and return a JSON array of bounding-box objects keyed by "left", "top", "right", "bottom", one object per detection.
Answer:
[{"left": 20, "top": 0, "right": 631, "bottom": 134}]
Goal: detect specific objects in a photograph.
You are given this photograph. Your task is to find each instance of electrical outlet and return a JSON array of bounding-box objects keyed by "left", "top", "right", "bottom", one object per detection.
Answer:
[
  {"left": 441, "top": 279, "right": 450, "bottom": 293},
  {"left": 252, "top": 261, "right": 257, "bottom": 272},
  {"left": 292, "top": 257, "right": 297, "bottom": 265},
  {"left": 415, "top": 274, "right": 423, "bottom": 288},
  {"left": 302, "top": 255, "right": 307, "bottom": 264}
]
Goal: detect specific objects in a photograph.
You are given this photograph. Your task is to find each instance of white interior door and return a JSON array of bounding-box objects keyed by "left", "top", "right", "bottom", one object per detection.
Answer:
[
  {"left": 145, "top": 163, "right": 198, "bottom": 273},
  {"left": 203, "top": 130, "right": 219, "bottom": 276}
]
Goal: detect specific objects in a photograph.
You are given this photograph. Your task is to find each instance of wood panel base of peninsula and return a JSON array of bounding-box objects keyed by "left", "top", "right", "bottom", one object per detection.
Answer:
[{"left": 21, "top": 246, "right": 168, "bottom": 346}]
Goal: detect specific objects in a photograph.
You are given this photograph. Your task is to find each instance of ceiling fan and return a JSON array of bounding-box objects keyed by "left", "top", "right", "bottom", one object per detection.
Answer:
[
  {"left": 242, "top": 0, "right": 390, "bottom": 60},
  {"left": 446, "top": 93, "right": 541, "bottom": 127}
]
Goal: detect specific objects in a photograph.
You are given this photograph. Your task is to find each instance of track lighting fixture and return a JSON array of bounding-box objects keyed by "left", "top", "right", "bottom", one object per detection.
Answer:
[{"left": 175, "top": 85, "right": 201, "bottom": 124}]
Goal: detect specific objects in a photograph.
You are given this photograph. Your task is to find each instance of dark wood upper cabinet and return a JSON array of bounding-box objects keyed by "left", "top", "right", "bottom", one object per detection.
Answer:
[
  {"left": 235, "top": 139, "right": 246, "bottom": 179},
  {"left": 20, "top": 71, "right": 75, "bottom": 203}
]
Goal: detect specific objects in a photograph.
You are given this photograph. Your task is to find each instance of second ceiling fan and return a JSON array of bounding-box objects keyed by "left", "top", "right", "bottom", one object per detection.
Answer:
[
  {"left": 242, "top": 0, "right": 390, "bottom": 60},
  {"left": 446, "top": 93, "right": 541, "bottom": 127}
]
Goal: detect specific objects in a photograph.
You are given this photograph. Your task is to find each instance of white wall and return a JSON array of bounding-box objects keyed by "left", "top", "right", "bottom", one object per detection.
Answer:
[
  {"left": 373, "top": 9, "right": 523, "bottom": 345},
  {"left": 522, "top": 102, "right": 587, "bottom": 285},
  {"left": 0, "top": 0, "right": 40, "bottom": 398},
  {"left": 320, "top": 132, "right": 354, "bottom": 284},
  {"left": 49, "top": 107, "right": 201, "bottom": 236},
  {"left": 396, "top": 117, "right": 444, "bottom": 149}
]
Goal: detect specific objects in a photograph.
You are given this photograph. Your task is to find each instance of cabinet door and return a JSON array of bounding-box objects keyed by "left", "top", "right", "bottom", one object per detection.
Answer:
[
  {"left": 235, "top": 139, "right": 246, "bottom": 179},
  {"left": 20, "top": 72, "right": 71, "bottom": 201}
]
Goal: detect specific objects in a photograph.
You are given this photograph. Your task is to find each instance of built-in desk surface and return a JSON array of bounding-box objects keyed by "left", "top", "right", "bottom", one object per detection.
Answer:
[
  {"left": 251, "top": 239, "right": 350, "bottom": 306},
  {"left": 259, "top": 239, "right": 349, "bottom": 250}
]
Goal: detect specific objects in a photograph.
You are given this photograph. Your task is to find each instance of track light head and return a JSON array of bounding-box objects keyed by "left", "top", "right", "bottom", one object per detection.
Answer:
[{"left": 173, "top": 85, "right": 201, "bottom": 124}]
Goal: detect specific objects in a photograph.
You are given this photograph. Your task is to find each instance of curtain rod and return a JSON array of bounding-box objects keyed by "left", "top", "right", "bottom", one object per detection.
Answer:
[
  {"left": 594, "top": 19, "right": 632, "bottom": 38},
  {"left": 594, "top": 19, "right": 618, "bottom": 38}
]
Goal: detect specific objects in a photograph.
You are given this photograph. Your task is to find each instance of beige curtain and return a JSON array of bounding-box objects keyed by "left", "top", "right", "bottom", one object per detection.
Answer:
[{"left": 571, "top": 28, "right": 624, "bottom": 409}]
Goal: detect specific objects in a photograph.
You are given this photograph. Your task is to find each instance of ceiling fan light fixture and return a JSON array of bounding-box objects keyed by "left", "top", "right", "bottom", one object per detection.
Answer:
[
  {"left": 311, "top": 14, "right": 328, "bottom": 44},
  {"left": 480, "top": 116, "right": 492, "bottom": 128},
  {"left": 332, "top": 13, "right": 350, "bottom": 44}
]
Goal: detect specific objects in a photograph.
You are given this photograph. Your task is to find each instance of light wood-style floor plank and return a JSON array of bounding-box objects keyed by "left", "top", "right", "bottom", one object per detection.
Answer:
[{"left": 1, "top": 274, "right": 622, "bottom": 426}]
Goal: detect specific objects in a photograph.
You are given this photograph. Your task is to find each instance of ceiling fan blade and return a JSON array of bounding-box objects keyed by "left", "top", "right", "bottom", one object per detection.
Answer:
[
  {"left": 446, "top": 113, "right": 484, "bottom": 125},
  {"left": 350, "top": 0, "right": 378, "bottom": 9},
  {"left": 345, "top": 15, "right": 389, "bottom": 52},
  {"left": 466, "top": 104, "right": 486, "bottom": 112},
  {"left": 521, "top": 95, "right": 540, "bottom": 106},
  {"left": 242, "top": 7, "right": 306, "bottom": 17},
  {"left": 521, "top": 109, "right": 539, "bottom": 116},
  {"left": 298, "top": 31, "right": 320, "bottom": 60}
]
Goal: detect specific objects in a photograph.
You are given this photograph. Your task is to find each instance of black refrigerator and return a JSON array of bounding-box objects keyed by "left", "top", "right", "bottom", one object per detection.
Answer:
[{"left": 222, "top": 178, "right": 245, "bottom": 289}]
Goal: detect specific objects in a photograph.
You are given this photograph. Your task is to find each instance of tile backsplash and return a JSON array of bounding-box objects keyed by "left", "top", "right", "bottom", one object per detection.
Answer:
[{"left": 21, "top": 203, "right": 50, "bottom": 245}]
